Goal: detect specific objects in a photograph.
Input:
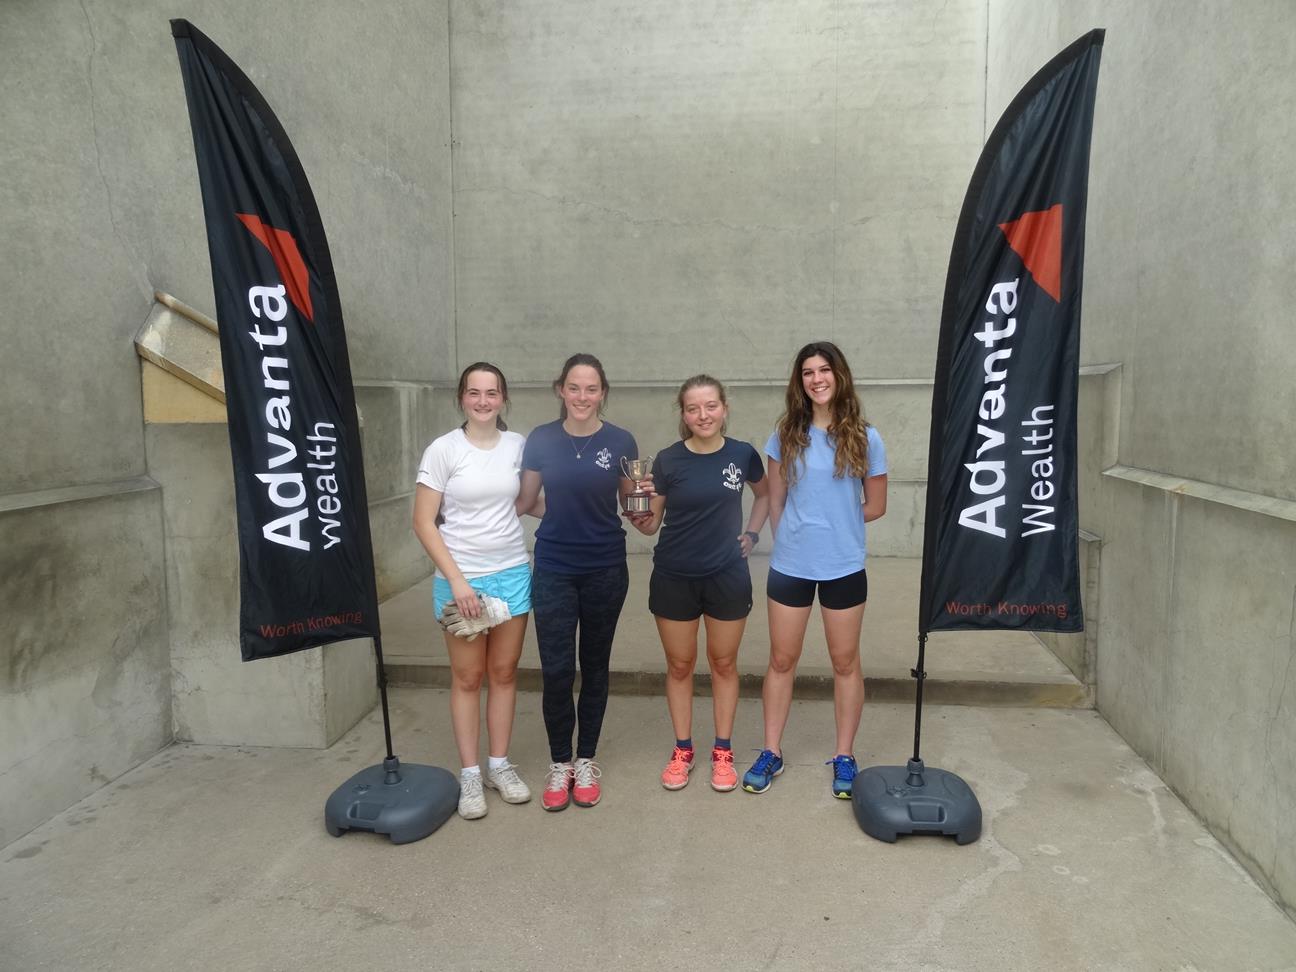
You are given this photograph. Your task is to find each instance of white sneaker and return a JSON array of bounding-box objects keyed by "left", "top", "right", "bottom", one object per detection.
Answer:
[
  {"left": 486, "top": 761, "right": 532, "bottom": 804},
  {"left": 458, "top": 773, "right": 487, "bottom": 819}
]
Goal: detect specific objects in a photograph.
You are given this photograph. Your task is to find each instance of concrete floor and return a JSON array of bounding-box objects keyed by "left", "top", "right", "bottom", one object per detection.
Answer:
[{"left": 3, "top": 688, "right": 1295, "bottom": 971}]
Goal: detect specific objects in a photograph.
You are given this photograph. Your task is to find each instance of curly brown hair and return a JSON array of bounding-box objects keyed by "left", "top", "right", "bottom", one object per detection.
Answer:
[{"left": 774, "top": 342, "right": 869, "bottom": 486}]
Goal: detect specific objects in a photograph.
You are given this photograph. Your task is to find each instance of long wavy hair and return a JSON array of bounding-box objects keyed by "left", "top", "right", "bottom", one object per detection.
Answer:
[
  {"left": 456, "top": 361, "right": 509, "bottom": 431},
  {"left": 774, "top": 341, "right": 869, "bottom": 487},
  {"left": 675, "top": 374, "right": 728, "bottom": 440},
  {"left": 553, "top": 353, "right": 610, "bottom": 420}
]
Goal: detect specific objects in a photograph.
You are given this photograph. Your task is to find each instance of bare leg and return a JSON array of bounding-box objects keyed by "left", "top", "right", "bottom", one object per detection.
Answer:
[
  {"left": 655, "top": 616, "right": 701, "bottom": 741},
  {"left": 483, "top": 614, "right": 529, "bottom": 759},
  {"left": 445, "top": 632, "right": 486, "bottom": 769},
  {"left": 702, "top": 615, "right": 747, "bottom": 740},
  {"left": 762, "top": 599, "right": 813, "bottom": 754},
  {"left": 821, "top": 602, "right": 867, "bottom": 755}
]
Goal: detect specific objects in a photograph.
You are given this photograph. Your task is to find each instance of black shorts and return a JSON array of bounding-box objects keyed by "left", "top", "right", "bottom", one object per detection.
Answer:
[
  {"left": 649, "top": 559, "right": 753, "bottom": 622},
  {"left": 766, "top": 566, "right": 868, "bottom": 610}
]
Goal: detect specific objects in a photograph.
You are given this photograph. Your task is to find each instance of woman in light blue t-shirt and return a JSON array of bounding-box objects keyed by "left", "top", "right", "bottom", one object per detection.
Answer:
[{"left": 741, "top": 342, "right": 888, "bottom": 800}]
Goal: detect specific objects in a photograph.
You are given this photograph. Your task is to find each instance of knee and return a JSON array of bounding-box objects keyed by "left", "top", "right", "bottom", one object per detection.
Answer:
[
  {"left": 830, "top": 652, "right": 861, "bottom": 678},
  {"left": 707, "top": 653, "right": 737, "bottom": 679},
  {"left": 453, "top": 667, "right": 485, "bottom": 693},
  {"left": 487, "top": 662, "right": 518, "bottom": 687},
  {"left": 768, "top": 650, "right": 799, "bottom": 676},
  {"left": 665, "top": 656, "right": 696, "bottom": 681}
]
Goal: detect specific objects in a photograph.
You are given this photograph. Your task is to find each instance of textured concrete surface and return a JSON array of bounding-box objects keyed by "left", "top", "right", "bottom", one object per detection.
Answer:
[
  {"left": 0, "top": 0, "right": 454, "bottom": 497},
  {"left": 2, "top": 689, "right": 1294, "bottom": 971},
  {"left": 384, "top": 555, "right": 1087, "bottom": 708},
  {"left": 0, "top": 487, "right": 170, "bottom": 850},
  {"left": 449, "top": 0, "right": 986, "bottom": 382}
]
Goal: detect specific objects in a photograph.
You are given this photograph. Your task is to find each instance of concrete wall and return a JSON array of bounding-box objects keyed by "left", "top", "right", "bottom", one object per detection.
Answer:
[
  {"left": 989, "top": 0, "right": 1296, "bottom": 912},
  {"left": 1, "top": 0, "right": 454, "bottom": 842},
  {"left": 0, "top": 484, "right": 170, "bottom": 849},
  {"left": 449, "top": 0, "right": 988, "bottom": 381}
]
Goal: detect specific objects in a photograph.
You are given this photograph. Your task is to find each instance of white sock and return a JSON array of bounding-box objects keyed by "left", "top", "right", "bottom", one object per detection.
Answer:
[
  {"left": 461, "top": 765, "right": 481, "bottom": 778},
  {"left": 488, "top": 755, "right": 509, "bottom": 771}
]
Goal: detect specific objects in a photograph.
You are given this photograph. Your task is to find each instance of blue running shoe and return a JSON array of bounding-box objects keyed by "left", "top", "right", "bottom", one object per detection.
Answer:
[
  {"left": 828, "top": 755, "right": 857, "bottom": 799},
  {"left": 742, "top": 749, "right": 784, "bottom": 793}
]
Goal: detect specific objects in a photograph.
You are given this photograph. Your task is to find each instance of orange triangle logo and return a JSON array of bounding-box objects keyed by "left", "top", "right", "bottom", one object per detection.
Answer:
[
  {"left": 998, "top": 204, "right": 1063, "bottom": 302},
  {"left": 236, "top": 214, "right": 314, "bottom": 323}
]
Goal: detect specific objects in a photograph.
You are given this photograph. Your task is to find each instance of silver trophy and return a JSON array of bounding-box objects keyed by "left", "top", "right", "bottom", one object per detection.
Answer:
[{"left": 620, "top": 456, "right": 655, "bottom": 513}]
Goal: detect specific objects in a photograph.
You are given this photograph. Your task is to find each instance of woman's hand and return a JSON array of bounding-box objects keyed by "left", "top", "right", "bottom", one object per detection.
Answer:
[
  {"left": 737, "top": 531, "right": 757, "bottom": 558},
  {"left": 626, "top": 510, "right": 655, "bottom": 534},
  {"left": 450, "top": 578, "right": 482, "bottom": 619}
]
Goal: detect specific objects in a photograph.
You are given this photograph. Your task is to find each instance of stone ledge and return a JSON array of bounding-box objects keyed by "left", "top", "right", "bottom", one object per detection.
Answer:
[
  {"left": 0, "top": 477, "right": 158, "bottom": 515},
  {"left": 1104, "top": 464, "right": 1296, "bottom": 523}
]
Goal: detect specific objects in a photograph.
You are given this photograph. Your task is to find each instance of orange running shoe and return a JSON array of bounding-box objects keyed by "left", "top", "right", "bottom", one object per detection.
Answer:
[
  {"left": 710, "top": 747, "right": 738, "bottom": 791},
  {"left": 660, "top": 746, "right": 695, "bottom": 790}
]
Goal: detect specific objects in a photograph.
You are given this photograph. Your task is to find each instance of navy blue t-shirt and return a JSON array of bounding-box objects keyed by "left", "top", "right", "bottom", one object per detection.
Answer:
[
  {"left": 522, "top": 420, "right": 638, "bottom": 573},
  {"left": 651, "top": 437, "right": 764, "bottom": 577}
]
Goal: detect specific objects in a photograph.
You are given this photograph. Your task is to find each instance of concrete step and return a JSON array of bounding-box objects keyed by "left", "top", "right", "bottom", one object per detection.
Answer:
[{"left": 381, "top": 555, "right": 1090, "bottom": 708}]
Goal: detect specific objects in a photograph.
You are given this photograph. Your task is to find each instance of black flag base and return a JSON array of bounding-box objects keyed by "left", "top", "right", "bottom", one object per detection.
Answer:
[
  {"left": 324, "top": 756, "right": 458, "bottom": 844},
  {"left": 851, "top": 759, "right": 981, "bottom": 845}
]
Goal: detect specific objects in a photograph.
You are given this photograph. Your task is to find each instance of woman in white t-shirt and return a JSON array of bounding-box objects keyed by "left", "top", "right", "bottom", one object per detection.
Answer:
[{"left": 413, "top": 362, "right": 535, "bottom": 820}]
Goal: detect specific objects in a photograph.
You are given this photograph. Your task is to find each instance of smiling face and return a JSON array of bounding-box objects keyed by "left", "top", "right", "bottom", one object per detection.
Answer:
[
  {"left": 800, "top": 354, "right": 836, "bottom": 409},
  {"left": 681, "top": 384, "right": 727, "bottom": 441},
  {"left": 460, "top": 369, "right": 505, "bottom": 427},
  {"left": 559, "top": 364, "right": 606, "bottom": 424}
]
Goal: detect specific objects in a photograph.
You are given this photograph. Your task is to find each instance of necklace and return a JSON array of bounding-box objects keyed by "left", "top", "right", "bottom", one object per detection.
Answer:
[
  {"left": 566, "top": 430, "right": 596, "bottom": 459},
  {"left": 564, "top": 422, "right": 600, "bottom": 459}
]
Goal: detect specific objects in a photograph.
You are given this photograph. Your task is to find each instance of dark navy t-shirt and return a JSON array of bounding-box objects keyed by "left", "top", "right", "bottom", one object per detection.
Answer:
[
  {"left": 522, "top": 420, "right": 637, "bottom": 574},
  {"left": 651, "top": 437, "right": 764, "bottom": 577}
]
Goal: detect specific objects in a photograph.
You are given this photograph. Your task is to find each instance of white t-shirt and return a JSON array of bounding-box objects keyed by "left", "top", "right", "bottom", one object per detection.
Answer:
[{"left": 416, "top": 428, "right": 529, "bottom": 577}]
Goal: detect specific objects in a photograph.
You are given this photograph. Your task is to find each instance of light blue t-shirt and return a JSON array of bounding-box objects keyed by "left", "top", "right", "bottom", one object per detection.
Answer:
[{"left": 766, "top": 425, "right": 887, "bottom": 580}]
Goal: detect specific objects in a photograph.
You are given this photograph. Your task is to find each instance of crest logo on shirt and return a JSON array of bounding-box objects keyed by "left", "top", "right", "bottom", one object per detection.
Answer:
[
  {"left": 595, "top": 447, "right": 612, "bottom": 470},
  {"left": 722, "top": 462, "right": 743, "bottom": 492}
]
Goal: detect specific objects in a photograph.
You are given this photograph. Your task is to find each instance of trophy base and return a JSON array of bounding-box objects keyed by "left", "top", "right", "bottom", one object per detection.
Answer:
[{"left": 624, "top": 495, "right": 652, "bottom": 513}]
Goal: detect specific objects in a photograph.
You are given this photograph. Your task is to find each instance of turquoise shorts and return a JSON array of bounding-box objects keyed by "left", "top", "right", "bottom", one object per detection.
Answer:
[{"left": 433, "top": 562, "right": 533, "bottom": 619}]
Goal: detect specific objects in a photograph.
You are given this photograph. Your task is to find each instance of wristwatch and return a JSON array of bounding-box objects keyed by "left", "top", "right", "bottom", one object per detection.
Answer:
[{"left": 743, "top": 531, "right": 760, "bottom": 545}]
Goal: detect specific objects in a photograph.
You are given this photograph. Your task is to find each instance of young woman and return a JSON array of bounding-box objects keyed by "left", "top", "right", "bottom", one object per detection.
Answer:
[
  {"left": 412, "top": 363, "right": 533, "bottom": 820},
  {"left": 629, "top": 375, "right": 769, "bottom": 792},
  {"left": 742, "top": 342, "right": 888, "bottom": 799},
  {"left": 516, "top": 353, "right": 638, "bottom": 811}
]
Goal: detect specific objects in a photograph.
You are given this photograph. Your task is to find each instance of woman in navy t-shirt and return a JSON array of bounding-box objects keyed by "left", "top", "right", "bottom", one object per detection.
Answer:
[
  {"left": 517, "top": 353, "right": 638, "bottom": 812},
  {"left": 628, "top": 375, "right": 769, "bottom": 794}
]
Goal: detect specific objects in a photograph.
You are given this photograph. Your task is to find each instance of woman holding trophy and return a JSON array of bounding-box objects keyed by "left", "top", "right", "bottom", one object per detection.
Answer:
[
  {"left": 517, "top": 353, "right": 639, "bottom": 811},
  {"left": 627, "top": 375, "right": 769, "bottom": 792},
  {"left": 741, "top": 342, "right": 888, "bottom": 800},
  {"left": 412, "top": 362, "right": 535, "bottom": 821}
]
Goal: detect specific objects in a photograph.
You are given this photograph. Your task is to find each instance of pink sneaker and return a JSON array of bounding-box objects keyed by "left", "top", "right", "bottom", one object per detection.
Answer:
[
  {"left": 572, "top": 757, "right": 602, "bottom": 807},
  {"left": 710, "top": 747, "right": 738, "bottom": 792},
  {"left": 542, "top": 762, "right": 574, "bottom": 812},
  {"left": 660, "top": 746, "right": 695, "bottom": 790}
]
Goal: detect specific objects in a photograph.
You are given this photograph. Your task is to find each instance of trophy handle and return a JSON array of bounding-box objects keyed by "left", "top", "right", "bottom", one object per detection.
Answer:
[{"left": 619, "top": 456, "right": 633, "bottom": 480}]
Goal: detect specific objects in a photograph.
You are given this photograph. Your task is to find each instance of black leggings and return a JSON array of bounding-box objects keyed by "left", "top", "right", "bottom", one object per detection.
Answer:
[{"left": 531, "top": 563, "right": 630, "bottom": 762}]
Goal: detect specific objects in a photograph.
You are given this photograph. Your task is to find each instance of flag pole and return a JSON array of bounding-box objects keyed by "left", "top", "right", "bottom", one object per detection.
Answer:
[{"left": 172, "top": 18, "right": 458, "bottom": 842}]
